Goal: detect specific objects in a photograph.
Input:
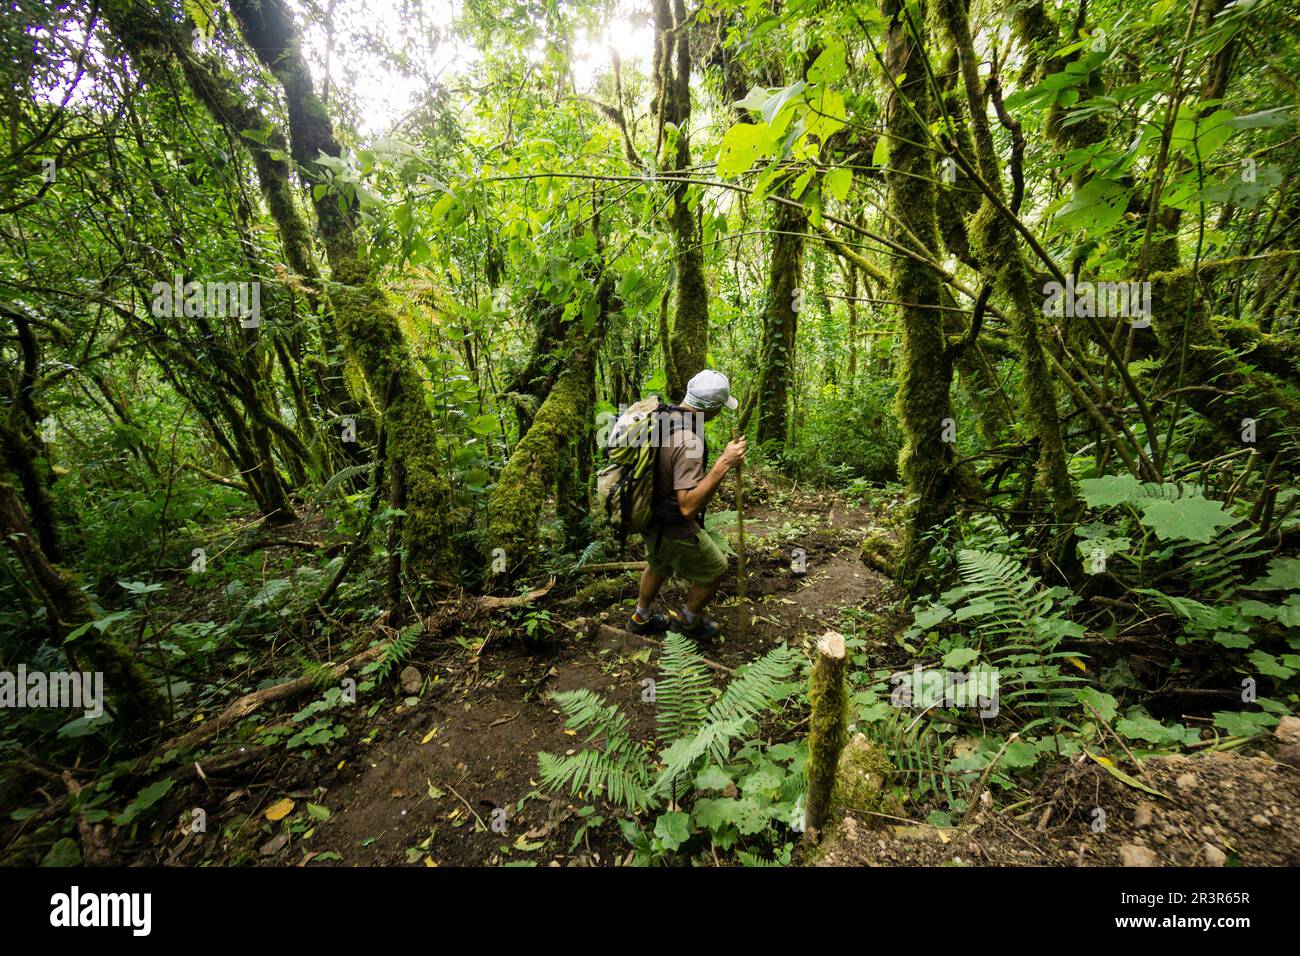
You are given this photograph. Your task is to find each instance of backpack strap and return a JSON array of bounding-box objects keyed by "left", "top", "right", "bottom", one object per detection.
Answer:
[{"left": 648, "top": 404, "right": 708, "bottom": 534}]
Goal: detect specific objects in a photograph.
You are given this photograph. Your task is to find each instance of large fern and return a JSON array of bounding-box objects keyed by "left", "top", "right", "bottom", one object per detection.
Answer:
[
  {"left": 864, "top": 709, "right": 957, "bottom": 809},
  {"left": 537, "top": 689, "right": 655, "bottom": 812},
  {"left": 537, "top": 636, "right": 799, "bottom": 814},
  {"left": 953, "top": 549, "right": 1087, "bottom": 735},
  {"left": 654, "top": 641, "right": 799, "bottom": 795},
  {"left": 654, "top": 632, "right": 714, "bottom": 744},
  {"left": 704, "top": 643, "right": 800, "bottom": 759}
]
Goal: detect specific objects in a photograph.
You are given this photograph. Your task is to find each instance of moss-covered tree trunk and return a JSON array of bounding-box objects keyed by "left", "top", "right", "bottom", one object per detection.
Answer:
[
  {"left": 653, "top": 0, "right": 708, "bottom": 398},
  {"left": 756, "top": 193, "right": 806, "bottom": 452},
  {"left": 229, "top": 0, "right": 455, "bottom": 583},
  {"left": 939, "top": 0, "right": 1080, "bottom": 535},
  {"left": 804, "top": 631, "right": 848, "bottom": 842},
  {"left": 487, "top": 346, "right": 597, "bottom": 570},
  {"left": 154, "top": 17, "right": 369, "bottom": 476},
  {"left": 884, "top": 0, "right": 958, "bottom": 594},
  {"left": 1151, "top": 256, "right": 1300, "bottom": 462},
  {"left": 1, "top": 311, "right": 62, "bottom": 560}
]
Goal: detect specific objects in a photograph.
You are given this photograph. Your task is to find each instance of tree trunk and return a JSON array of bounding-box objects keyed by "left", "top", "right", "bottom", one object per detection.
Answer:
[
  {"left": 756, "top": 192, "right": 806, "bottom": 452},
  {"left": 487, "top": 345, "right": 598, "bottom": 571},
  {"left": 804, "top": 631, "right": 848, "bottom": 841},
  {"left": 229, "top": 0, "right": 455, "bottom": 584},
  {"left": 939, "top": 0, "right": 1080, "bottom": 538},
  {"left": 0, "top": 482, "right": 161, "bottom": 738},
  {"left": 654, "top": 0, "right": 708, "bottom": 398},
  {"left": 883, "top": 0, "right": 958, "bottom": 594}
]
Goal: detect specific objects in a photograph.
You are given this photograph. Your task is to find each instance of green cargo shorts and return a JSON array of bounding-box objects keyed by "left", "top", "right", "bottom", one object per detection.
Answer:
[{"left": 643, "top": 526, "right": 728, "bottom": 585}]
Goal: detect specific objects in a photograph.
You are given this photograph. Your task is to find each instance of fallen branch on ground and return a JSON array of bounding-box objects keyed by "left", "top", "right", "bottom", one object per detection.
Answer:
[
  {"left": 151, "top": 642, "right": 388, "bottom": 759},
  {"left": 477, "top": 576, "right": 556, "bottom": 610}
]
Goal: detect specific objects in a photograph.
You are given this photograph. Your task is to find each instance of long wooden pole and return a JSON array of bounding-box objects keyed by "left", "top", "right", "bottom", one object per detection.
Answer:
[{"left": 733, "top": 423, "right": 747, "bottom": 642}]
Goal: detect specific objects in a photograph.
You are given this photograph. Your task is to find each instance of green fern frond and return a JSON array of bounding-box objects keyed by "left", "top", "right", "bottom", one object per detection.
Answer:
[
  {"left": 375, "top": 622, "right": 422, "bottom": 681},
  {"left": 653, "top": 716, "right": 750, "bottom": 797},
  {"left": 705, "top": 642, "right": 799, "bottom": 758},
  {"left": 541, "top": 689, "right": 654, "bottom": 811},
  {"left": 865, "top": 710, "right": 958, "bottom": 808},
  {"left": 655, "top": 632, "right": 714, "bottom": 744},
  {"left": 536, "top": 748, "right": 654, "bottom": 813},
  {"left": 953, "top": 549, "right": 1086, "bottom": 734}
]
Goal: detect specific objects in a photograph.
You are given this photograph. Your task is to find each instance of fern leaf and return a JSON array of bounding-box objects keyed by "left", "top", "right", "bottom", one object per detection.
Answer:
[{"left": 655, "top": 632, "right": 714, "bottom": 744}]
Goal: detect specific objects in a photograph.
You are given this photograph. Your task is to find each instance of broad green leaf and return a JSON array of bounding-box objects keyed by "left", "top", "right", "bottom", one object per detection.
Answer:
[
  {"left": 807, "top": 42, "right": 846, "bottom": 85},
  {"left": 692, "top": 765, "right": 733, "bottom": 791},
  {"left": 1138, "top": 496, "right": 1235, "bottom": 542},
  {"left": 824, "top": 166, "right": 852, "bottom": 202},
  {"left": 1079, "top": 474, "right": 1142, "bottom": 508},
  {"left": 1211, "top": 710, "right": 1275, "bottom": 737},
  {"left": 1250, "top": 557, "right": 1300, "bottom": 592},
  {"left": 941, "top": 646, "right": 980, "bottom": 669},
  {"left": 1075, "top": 687, "right": 1119, "bottom": 723},
  {"left": 717, "top": 121, "right": 774, "bottom": 178},
  {"left": 1052, "top": 176, "right": 1129, "bottom": 234},
  {"left": 653, "top": 811, "right": 691, "bottom": 851},
  {"left": 115, "top": 777, "right": 177, "bottom": 825}
]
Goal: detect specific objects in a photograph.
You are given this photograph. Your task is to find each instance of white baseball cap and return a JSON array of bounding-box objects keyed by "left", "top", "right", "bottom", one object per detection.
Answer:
[{"left": 684, "top": 370, "right": 739, "bottom": 411}]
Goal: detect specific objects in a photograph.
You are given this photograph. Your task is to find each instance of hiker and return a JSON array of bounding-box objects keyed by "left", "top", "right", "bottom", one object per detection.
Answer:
[{"left": 626, "top": 370, "right": 746, "bottom": 641}]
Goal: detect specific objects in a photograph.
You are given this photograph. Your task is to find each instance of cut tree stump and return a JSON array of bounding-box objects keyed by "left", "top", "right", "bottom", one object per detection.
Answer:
[{"left": 804, "top": 630, "right": 848, "bottom": 842}]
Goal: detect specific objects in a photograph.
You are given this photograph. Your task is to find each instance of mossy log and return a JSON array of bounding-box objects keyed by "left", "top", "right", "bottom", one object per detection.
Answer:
[{"left": 804, "top": 631, "right": 849, "bottom": 841}]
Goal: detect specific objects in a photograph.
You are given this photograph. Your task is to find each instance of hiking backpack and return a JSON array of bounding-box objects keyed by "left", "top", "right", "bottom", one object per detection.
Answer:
[{"left": 595, "top": 396, "right": 672, "bottom": 551}]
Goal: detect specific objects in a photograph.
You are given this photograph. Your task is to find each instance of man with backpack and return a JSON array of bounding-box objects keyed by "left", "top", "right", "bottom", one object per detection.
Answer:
[{"left": 623, "top": 370, "right": 746, "bottom": 642}]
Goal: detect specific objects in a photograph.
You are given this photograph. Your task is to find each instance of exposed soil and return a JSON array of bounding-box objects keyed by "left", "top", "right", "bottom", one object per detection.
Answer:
[
  {"left": 816, "top": 748, "right": 1300, "bottom": 867},
  {"left": 129, "top": 481, "right": 892, "bottom": 867}
]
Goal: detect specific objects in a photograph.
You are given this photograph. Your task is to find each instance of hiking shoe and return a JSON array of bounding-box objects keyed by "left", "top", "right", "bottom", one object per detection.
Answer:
[
  {"left": 626, "top": 611, "right": 670, "bottom": 635},
  {"left": 668, "top": 608, "right": 721, "bottom": 642}
]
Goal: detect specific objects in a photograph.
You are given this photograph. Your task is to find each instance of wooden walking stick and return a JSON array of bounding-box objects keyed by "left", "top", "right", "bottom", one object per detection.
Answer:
[
  {"left": 733, "top": 423, "right": 747, "bottom": 643},
  {"left": 731, "top": 380, "right": 763, "bottom": 645}
]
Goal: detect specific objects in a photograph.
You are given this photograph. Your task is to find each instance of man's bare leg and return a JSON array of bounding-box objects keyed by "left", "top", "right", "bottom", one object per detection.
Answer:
[
  {"left": 685, "top": 574, "right": 724, "bottom": 616},
  {"left": 637, "top": 566, "right": 666, "bottom": 610}
]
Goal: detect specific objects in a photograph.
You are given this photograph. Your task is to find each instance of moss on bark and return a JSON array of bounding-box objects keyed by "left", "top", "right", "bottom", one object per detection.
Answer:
[
  {"left": 1151, "top": 260, "right": 1300, "bottom": 463},
  {"left": 805, "top": 632, "right": 848, "bottom": 839},
  {"left": 757, "top": 194, "right": 806, "bottom": 451},
  {"left": 229, "top": 0, "right": 455, "bottom": 582},
  {"left": 486, "top": 347, "right": 595, "bottom": 568},
  {"left": 939, "top": 0, "right": 1080, "bottom": 533},
  {"left": 884, "top": 0, "right": 958, "bottom": 595},
  {"left": 0, "top": 483, "right": 161, "bottom": 738},
  {"left": 654, "top": 0, "right": 708, "bottom": 398}
]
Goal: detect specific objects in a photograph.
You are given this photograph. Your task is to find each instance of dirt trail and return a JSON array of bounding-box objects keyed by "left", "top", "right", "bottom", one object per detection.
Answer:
[{"left": 236, "top": 487, "right": 889, "bottom": 866}]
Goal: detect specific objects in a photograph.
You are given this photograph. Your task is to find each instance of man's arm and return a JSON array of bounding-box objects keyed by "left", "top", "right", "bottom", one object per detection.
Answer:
[{"left": 676, "top": 436, "right": 746, "bottom": 520}]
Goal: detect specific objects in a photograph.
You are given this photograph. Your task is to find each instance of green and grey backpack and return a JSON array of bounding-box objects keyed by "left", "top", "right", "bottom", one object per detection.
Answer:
[{"left": 595, "top": 396, "right": 670, "bottom": 552}]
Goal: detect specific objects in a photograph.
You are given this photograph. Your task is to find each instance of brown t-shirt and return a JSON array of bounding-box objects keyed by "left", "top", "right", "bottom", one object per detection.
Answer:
[{"left": 653, "top": 411, "right": 707, "bottom": 539}]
